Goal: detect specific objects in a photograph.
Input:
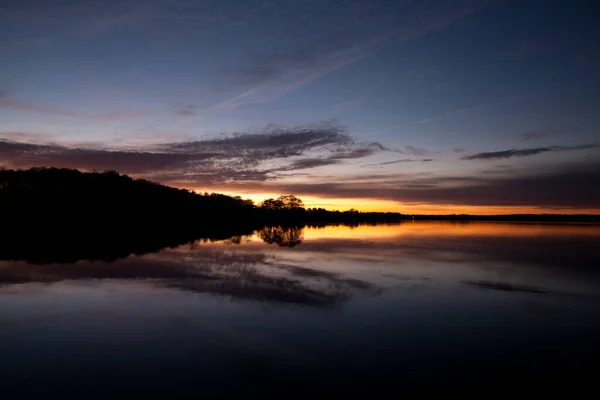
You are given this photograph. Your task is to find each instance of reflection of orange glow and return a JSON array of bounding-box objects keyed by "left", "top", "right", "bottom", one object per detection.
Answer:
[
  {"left": 303, "top": 221, "right": 600, "bottom": 241},
  {"left": 187, "top": 188, "right": 600, "bottom": 215}
]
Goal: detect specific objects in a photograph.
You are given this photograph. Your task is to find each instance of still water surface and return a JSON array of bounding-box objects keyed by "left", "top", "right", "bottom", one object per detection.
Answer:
[{"left": 1, "top": 222, "right": 599, "bottom": 394}]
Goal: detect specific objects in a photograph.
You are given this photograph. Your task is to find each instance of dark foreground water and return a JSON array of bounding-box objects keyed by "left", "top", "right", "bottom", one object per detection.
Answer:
[{"left": 1, "top": 222, "right": 599, "bottom": 395}]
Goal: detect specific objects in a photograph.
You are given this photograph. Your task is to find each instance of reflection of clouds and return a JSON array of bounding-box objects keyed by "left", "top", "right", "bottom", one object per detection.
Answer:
[
  {"left": 254, "top": 223, "right": 600, "bottom": 297},
  {"left": 463, "top": 280, "right": 548, "bottom": 294},
  {"left": 462, "top": 280, "right": 599, "bottom": 299},
  {"left": 0, "top": 240, "right": 376, "bottom": 308},
  {"left": 294, "top": 233, "right": 600, "bottom": 272},
  {"left": 1, "top": 223, "right": 599, "bottom": 304}
]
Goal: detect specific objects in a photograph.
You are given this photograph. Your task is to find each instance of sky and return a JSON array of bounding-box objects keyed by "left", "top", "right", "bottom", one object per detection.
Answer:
[{"left": 1, "top": 0, "right": 599, "bottom": 214}]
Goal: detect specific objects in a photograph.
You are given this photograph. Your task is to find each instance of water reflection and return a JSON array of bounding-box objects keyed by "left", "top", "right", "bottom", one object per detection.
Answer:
[
  {"left": 0, "top": 225, "right": 306, "bottom": 264},
  {"left": 2, "top": 223, "right": 600, "bottom": 301},
  {"left": 0, "top": 226, "right": 377, "bottom": 307},
  {"left": 259, "top": 225, "right": 304, "bottom": 247},
  {"left": 297, "top": 222, "right": 600, "bottom": 296},
  {"left": 2, "top": 222, "right": 600, "bottom": 395}
]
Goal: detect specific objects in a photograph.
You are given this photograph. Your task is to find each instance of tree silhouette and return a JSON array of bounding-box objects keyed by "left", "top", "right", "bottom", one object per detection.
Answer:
[
  {"left": 260, "top": 197, "right": 285, "bottom": 210},
  {"left": 259, "top": 226, "right": 304, "bottom": 247},
  {"left": 278, "top": 194, "right": 304, "bottom": 209},
  {"left": 260, "top": 194, "right": 304, "bottom": 210}
]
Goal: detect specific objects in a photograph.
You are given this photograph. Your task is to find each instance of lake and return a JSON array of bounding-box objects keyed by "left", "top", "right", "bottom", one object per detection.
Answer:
[{"left": 1, "top": 222, "right": 599, "bottom": 395}]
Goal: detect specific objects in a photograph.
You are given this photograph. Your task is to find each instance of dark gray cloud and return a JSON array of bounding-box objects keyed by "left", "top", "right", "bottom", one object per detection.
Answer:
[
  {"left": 234, "top": 161, "right": 600, "bottom": 208},
  {"left": 462, "top": 144, "right": 599, "bottom": 160},
  {"left": 3, "top": 137, "right": 599, "bottom": 208},
  {"left": 277, "top": 142, "right": 391, "bottom": 172},
  {"left": 362, "top": 158, "right": 433, "bottom": 167},
  {"left": 149, "top": 167, "right": 276, "bottom": 186},
  {"left": 329, "top": 146, "right": 381, "bottom": 160},
  {"left": 283, "top": 158, "right": 341, "bottom": 171},
  {"left": 0, "top": 121, "right": 392, "bottom": 182},
  {"left": 0, "top": 140, "right": 200, "bottom": 174},
  {"left": 463, "top": 280, "right": 549, "bottom": 294},
  {"left": 165, "top": 121, "right": 352, "bottom": 160},
  {"left": 164, "top": 121, "right": 389, "bottom": 171},
  {"left": 519, "top": 131, "right": 550, "bottom": 141},
  {"left": 0, "top": 139, "right": 280, "bottom": 186}
]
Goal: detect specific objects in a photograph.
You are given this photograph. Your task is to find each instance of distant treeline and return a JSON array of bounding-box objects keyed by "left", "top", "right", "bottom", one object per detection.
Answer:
[
  {"left": 1, "top": 167, "right": 599, "bottom": 233},
  {"left": 0, "top": 167, "right": 405, "bottom": 262},
  {"left": 0, "top": 167, "right": 405, "bottom": 228}
]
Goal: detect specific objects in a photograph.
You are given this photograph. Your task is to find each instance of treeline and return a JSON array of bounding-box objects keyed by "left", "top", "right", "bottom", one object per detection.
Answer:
[
  {"left": 0, "top": 167, "right": 407, "bottom": 229},
  {"left": 1, "top": 168, "right": 598, "bottom": 233}
]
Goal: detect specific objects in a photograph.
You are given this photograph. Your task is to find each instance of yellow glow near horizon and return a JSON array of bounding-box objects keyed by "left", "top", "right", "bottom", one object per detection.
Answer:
[{"left": 187, "top": 187, "right": 600, "bottom": 215}]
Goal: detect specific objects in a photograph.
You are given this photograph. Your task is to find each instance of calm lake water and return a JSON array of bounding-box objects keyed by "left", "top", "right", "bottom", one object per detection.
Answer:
[{"left": 1, "top": 222, "right": 600, "bottom": 395}]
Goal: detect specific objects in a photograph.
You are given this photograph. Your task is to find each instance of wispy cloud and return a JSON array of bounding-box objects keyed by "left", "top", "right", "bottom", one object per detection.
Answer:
[
  {"left": 362, "top": 159, "right": 433, "bottom": 168},
  {"left": 0, "top": 121, "right": 393, "bottom": 182},
  {"left": 462, "top": 144, "right": 599, "bottom": 160},
  {"left": 282, "top": 158, "right": 342, "bottom": 171},
  {"left": 177, "top": 39, "right": 385, "bottom": 127},
  {"left": 175, "top": 0, "right": 497, "bottom": 127}
]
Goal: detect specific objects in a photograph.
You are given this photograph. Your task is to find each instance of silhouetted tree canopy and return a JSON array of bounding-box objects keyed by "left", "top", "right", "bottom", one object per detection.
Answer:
[
  {"left": 260, "top": 195, "right": 304, "bottom": 210},
  {"left": 260, "top": 197, "right": 285, "bottom": 210},
  {"left": 279, "top": 194, "right": 304, "bottom": 209}
]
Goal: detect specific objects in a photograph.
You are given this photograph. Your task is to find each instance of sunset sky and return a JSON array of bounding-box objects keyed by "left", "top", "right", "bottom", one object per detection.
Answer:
[{"left": 1, "top": 0, "right": 599, "bottom": 213}]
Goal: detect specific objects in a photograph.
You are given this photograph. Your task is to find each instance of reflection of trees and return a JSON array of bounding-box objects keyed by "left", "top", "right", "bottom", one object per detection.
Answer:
[{"left": 259, "top": 226, "right": 304, "bottom": 247}]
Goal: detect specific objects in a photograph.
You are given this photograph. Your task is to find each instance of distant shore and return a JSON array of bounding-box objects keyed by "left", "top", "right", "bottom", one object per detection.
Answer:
[{"left": 1, "top": 167, "right": 599, "bottom": 229}]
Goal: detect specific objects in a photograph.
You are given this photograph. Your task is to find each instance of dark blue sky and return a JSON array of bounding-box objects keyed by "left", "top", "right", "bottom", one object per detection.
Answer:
[{"left": 1, "top": 0, "right": 599, "bottom": 212}]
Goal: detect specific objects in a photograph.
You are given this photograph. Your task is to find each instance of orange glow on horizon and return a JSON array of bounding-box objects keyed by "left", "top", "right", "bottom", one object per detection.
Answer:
[{"left": 186, "top": 187, "right": 600, "bottom": 215}]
